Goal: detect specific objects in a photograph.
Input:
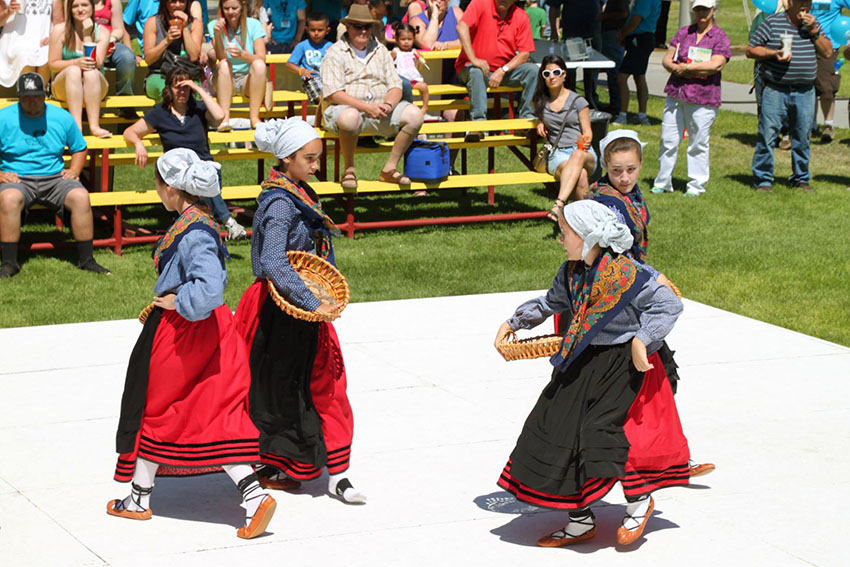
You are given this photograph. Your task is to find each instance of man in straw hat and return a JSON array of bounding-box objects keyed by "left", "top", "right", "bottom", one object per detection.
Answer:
[{"left": 320, "top": 3, "right": 424, "bottom": 190}]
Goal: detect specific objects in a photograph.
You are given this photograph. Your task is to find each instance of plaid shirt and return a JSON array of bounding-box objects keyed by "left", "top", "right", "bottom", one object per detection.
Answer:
[{"left": 320, "top": 35, "right": 402, "bottom": 103}]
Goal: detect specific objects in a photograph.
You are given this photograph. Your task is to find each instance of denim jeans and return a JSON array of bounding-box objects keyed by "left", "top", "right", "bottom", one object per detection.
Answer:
[
  {"left": 752, "top": 82, "right": 815, "bottom": 187},
  {"left": 106, "top": 43, "right": 137, "bottom": 96},
  {"left": 401, "top": 76, "right": 414, "bottom": 103},
  {"left": 203, "top": 171, "right": 230, "bottom": 224},
  {"left": 458, "top": 62, "right": 538, "bottom": 121}
]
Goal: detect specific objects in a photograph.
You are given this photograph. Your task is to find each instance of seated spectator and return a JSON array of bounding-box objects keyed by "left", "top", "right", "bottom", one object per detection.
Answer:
[
  {"left": 403, "top": 0, "right": 426, "bottom": 22},
  {"left": 320, "top": 4, "right": 424, "bottom": 189},
  {"left": 533, "top": 55, "right": 596, "bottom": 219},
  {"left": 613, "top": 0, "right": 660, "bottom": 125},
  {"left": 0, "top": 73, "right": 111, "bottom": 278},
  {"left": 285, "top": 12, "right": 333, "bottom": 103},
  {"left": 48, "top": 0, "right": 112, "bottom": 138},
  {"left": 456, "top": 0, "right": 537, "bottom": 141},
  {"left": 410, "top": 0, "right": 462, "bottom": 51},
  {"left": 392, "top": 24, "right": 429, "bottom": 115},
  {"left": 124, "top": 0, "right": 204, "bottom": 53},
  {"left": 123, "top": 68, "right": 248, "bottom": 240},
  {"left": 92, "top": 0, "right": 137, "bottom": 97},
  {"left": 264, "top": 0, "right": 305, "bottom": 53},
  {"left": 0, "top": 0, "right": 62, "bottom": 87},
  {"left": 142, "top": 0, "right": 203, "bottom": 101},
  {"left": 311, "top": 0, "right": 343, "bottom": 41},
  {"left": 337, "top": 0, "right": 388, "bottom": 44},
  {"left": 210, "top": 0, "right": 268, "bottom": 129}
]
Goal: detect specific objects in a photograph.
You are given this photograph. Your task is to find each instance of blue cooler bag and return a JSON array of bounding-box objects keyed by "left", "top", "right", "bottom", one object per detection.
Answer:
[{"left": 403, "top": 140, "right": 450, "bottom": 182}]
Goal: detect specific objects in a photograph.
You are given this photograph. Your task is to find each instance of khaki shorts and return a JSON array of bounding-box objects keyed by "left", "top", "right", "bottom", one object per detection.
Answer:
[
  {"left": 52, "top": 67, "right": 108, "bottom": 101},
  {"left": 0, "top": 174, "right": 85, "bottom": 218},
  {"left": 212, "top": 71, "right": 249, "bottom": 96},
  {"left": 322, "top": 101, "right": 412, "bottom": 137}
]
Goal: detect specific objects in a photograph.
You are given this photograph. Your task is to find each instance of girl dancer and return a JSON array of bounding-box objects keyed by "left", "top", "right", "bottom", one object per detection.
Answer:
[
  {"left": 108, "top": 148, "right": 275, "bottom": 539},
  {"left": 494, "top": 200, "right": 690, "bottom": 547},
  {"left": 588, "top": 129, "right": 715, "bottom": 477},
  {"left": 234, "top": 119, "right": 366, "bottom": 505}
]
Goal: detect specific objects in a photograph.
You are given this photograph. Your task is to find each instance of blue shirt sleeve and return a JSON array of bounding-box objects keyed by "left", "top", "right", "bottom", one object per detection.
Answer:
[
  {"left": 633, "top": 277, "right": 683, "bottom": 351},
  {"left": 507, "top": 263, "right": 573, "bottom": 330},
  {"left": 259, "top": 198, "right": 322, "bottom": 311},
  {"left": 172, "top": 230, "right": 226, "bottom": 321},
  {"left": 749, "top": 16, "right": 772, "bottom": 47},
  {"left": 124, "top": 0, "right": 140, "bottom": 27},
  {"left": 289, "top": 40, "right": 308, "bottom": 67}
]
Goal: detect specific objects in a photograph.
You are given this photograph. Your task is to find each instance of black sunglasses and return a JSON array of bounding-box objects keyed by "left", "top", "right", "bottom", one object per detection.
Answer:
[
  {"left": 349, "top": 22, "right": 371, "bottom": 31},
  {"left": 542, "top": 68, "right": 565, "bottom": 78}
]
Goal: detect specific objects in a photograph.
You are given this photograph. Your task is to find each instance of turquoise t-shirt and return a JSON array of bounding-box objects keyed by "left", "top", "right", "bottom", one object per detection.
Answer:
[
  {"left": 208, "top": 17, "right": 265, "bottom": 75},
  {"left": 0, "top": 104, "right": 87, "bottom": 177},
  {"left": 629, "top": 0, "right": 661, "bottom": 36}
]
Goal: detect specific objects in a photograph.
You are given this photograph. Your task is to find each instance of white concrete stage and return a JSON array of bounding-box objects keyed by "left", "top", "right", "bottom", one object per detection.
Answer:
[{"left": 1, "top": 291, "right": 848, "bottom": 566}]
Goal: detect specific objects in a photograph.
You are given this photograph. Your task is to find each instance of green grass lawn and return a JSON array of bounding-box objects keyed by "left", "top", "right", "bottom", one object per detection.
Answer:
[{"left": 2, "top": 95, "right": 850, "bottom": 347}]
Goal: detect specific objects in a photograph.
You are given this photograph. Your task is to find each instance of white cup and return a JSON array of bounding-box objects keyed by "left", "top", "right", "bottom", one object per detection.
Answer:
[{"left": 781, "top": 33, "right": 793, "bottom": 58}]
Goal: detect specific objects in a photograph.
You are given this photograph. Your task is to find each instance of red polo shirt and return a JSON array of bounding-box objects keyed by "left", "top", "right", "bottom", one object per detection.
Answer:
[{"left": 455, "top": 0, "right": 535, "bottom": 74}]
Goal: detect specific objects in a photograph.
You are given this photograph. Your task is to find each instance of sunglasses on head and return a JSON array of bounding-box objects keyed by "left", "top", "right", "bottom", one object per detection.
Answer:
[
  {"left": 350, "top": 22, "right": 371, "bottom": 31},
  {"left": 542, "top": 68, "right": 565, "bottom": 78}
]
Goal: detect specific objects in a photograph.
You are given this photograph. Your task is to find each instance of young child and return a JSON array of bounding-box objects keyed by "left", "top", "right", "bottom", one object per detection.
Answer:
[
  {"left": 587, "top": 129, "right": 715, "bottom": 477},
  {"left": 494, "top": 199, "right": 691, "bottom": 547},
  {"left": 285, "top": 12, "right": 333, "bottom": 104},
  {"left": 107, "top": 148, "right": 275, "bottom": 539},
  {"left": 234, "top": 119, "right": 366, "bottom": 505},
  {"left": 392, "top": 23, "right": 429, "bottom": 116}
]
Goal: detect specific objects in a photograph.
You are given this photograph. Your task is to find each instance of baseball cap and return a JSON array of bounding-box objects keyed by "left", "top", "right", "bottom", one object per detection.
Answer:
[
  {"left": 17, "top": 73, "right": 47, "bottom": 97},
  {"left": 692, "top": 0, "right": 716, "bottom": 8}
]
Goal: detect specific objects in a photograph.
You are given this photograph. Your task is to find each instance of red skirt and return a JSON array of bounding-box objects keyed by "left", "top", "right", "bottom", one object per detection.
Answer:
[
  {"left": 235, "top": 280, "right": 354, "bottom": 480},
  {"left": 497, "top": 349, "right": 690, "bottom": 509},
  {"left": 114, "top": 305, "right": 260, "bottom": 482}
]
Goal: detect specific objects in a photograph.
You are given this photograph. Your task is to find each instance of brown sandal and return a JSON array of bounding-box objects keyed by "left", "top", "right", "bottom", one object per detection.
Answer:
[
  {"left": 341, "top": 167, "right": 358, "bottom": 190},
  {"left": 379, "top": 168, "right": 411, "bottom": 186}
]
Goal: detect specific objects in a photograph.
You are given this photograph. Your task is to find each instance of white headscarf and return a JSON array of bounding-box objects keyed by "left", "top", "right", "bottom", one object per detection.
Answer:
[
  {"left": 254, "top": 118, "right": 320, "bottom": 159},
  {"left": 598, "top": 129, "right": 647, "bottom": 170},
  {"left": 562, "top": 200, "right": 634, "bottom": 261},
  {"left": 156, "top": 148, "right": 221, "bottom": 198}
]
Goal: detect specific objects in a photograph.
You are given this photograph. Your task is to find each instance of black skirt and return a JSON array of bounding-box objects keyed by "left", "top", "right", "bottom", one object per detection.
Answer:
[
  {"left": 502, "top": 342, "right": 643, "bottom": 499},
  {"left": 247, "top": 295, "right": 327, "bottom": 469}
]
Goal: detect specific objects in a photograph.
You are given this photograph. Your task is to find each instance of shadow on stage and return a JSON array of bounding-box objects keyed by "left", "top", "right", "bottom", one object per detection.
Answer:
[
  {"left": 474, "top": 490, "right": 679, "bottom": 552},
  {"left": 148, "top": 470, "right": 330, "bottom": 535}
]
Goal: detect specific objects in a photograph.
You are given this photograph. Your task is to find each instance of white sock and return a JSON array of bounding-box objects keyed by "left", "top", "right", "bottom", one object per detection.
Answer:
[
  {"left": 637, "top": 112, "right": 647, "bottom": 119},
  {"left": 328, "top": 473, "right": 367, "bottom": 504},
  {"left": 825, "top": 120, "right": 834, "bottom": 126},
  {"left": 560, "top": 508, "right": 595, "bottom": 537},
  {"left": 623, "top": 496, "right": 651, "bottom": 530},
  {"left": 122, "top": 458, "right": 158, "bottom": 512},
  {"left": 223, "top": 464, "right": 269, "bottom": 521},
  {"left": 616, "top": 112, "right": 627, "bottom": 121}
]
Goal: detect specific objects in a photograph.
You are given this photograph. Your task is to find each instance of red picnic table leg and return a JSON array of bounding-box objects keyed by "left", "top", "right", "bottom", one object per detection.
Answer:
[
  {"left": 301, "top": 100, "right": 307, "bottom": 120},
  {"left": 288, "top": 101, "right": 294, "bottom": 118},
  {"left": 113, "top": 206, "right": 123, "bottom": 255},
  {"left": 488, "top": 146, "right": 495, "bottom": 206},
  {"left": 345, "top": 194, "right": 355, "bottom": 239},
  {"left": 100, "top": 149, "right": 110, "bottom": 192}
]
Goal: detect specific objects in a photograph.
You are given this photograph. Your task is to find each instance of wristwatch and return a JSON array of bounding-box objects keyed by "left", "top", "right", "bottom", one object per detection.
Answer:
[
  {"left": 810, "top": 30, "right": 821, "bottom": 40},
  {"left": 501, "top": 65, "right": 510, "bottom": 73}
]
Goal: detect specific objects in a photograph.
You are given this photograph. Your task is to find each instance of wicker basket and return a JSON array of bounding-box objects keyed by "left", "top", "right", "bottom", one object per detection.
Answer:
[
  {"left": 267, "top": 251, "right": 350, "bottom": 322},
  {"left": 138, "top": 302, "right": 155, "bottom": 324},
  {"left": 669, "top": 280, "right": 682, "bottom": 299},
  {"left": 497, "top": 330, "right": 562, "bottom": 361}
]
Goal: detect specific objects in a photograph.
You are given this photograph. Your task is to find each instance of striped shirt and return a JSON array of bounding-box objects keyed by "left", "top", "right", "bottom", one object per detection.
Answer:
[
  {"left": 749, "top": 12, "right": 822, "bottom": 86},
  {"left": 320, "top": 35, "right": 402, "bottom": 102}
]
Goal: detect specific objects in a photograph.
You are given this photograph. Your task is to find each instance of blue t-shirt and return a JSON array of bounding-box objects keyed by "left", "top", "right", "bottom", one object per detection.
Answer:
[
  {"left": 812, "top": 0, "right": 845, "bottom": 49},
  {"left": 208, "top": 17, "right": 266, "bottom": 75},
  {"left": 264, "top": 0, "right": 306, "bottom": 44},
  {"left": 288, "top": 38, "right": 332, "bottom": 72},
  {"left": 629, "top": 0, "right": 661, "bottom": 36},
  {"left": 0, "top": 104, "right": 87, "bottom": 177}
]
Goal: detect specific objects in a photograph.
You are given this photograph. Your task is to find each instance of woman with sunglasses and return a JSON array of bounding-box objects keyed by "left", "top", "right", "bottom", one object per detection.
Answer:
[{"left": 531, "top": 55, "right": 597, "bottom": 222}]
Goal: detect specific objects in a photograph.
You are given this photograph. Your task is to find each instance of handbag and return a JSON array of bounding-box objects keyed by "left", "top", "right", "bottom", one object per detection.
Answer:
[
  {"left": 160, "top": 50, "right": 203, "bottom": 81},
  {"left": 403, "top": 140, "right": 450, "bottom": 182},
  {"left": 532, "top": 95, "right": 579, "bottom": 174}
]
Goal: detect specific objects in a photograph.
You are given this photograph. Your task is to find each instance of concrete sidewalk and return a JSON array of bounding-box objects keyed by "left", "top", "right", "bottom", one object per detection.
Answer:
[{"left": 1, "top": 291, "right": 848, "bottom": 566}]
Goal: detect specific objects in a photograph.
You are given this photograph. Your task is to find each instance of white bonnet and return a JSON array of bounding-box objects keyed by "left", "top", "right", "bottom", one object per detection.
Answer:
[
  {"left": 254, "top": 118, "right": 320, "bottom": 159},
  {"left": 562, "top": 200, "right": 634, "bottom": 261},
  {"left": 599, "top": 129, "right": 647, "bottom": 170},
  {"left": 156, "top": 148, "right": 221, "bottom": 198}
]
